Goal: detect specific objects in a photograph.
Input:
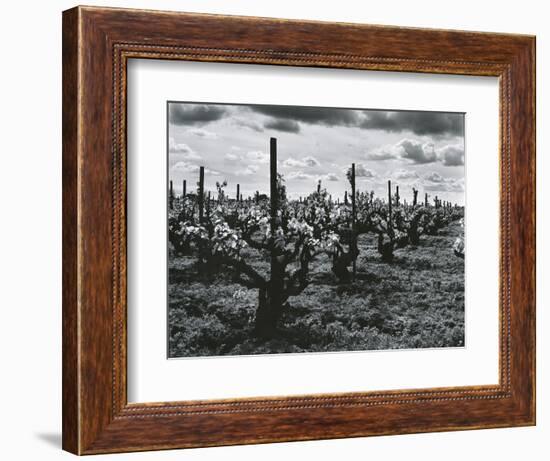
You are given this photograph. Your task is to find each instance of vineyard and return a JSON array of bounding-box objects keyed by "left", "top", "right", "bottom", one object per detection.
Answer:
[{"left": 168, "top": 137, "right": 465, "bottom": 357}]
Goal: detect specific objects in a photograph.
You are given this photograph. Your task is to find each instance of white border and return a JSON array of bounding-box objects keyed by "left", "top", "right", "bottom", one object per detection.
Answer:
[{"left": 127, "top": 59, "right": 499, "bottom": 403}]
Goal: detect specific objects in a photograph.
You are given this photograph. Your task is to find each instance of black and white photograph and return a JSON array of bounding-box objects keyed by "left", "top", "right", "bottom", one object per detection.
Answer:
[{"left": 167, "top": 101, "right": 466, "bottom": 358}]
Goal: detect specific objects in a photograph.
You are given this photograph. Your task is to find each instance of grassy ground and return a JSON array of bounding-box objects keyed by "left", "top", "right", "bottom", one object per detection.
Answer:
[{"left": 168, "top": 221, "right": 464, "bottom": 358}]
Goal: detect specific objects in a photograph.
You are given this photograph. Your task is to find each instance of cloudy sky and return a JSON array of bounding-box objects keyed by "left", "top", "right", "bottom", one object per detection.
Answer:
[{"left": 168, "top": 102, "right": 465, "bottom": 205}]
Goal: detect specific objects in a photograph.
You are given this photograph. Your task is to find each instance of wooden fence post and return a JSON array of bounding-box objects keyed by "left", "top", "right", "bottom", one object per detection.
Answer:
[
  {"left": 169, "top": 180, "right": 174, "bottom": 210},
  {"left": 183, "top": 179, "right": 187, "bottom": 198},
  {"left": 267, "top": 137, "right": 285, "bottom": 331},
  {"left": 237, "top": 183, "right": 240, "bottom": 201},
  {"left": 351, "top": 163, "right": 356, "bottom": 280},
  {"left": 197, "top": 167, "right": 205, "bottom": 272},
  {"left": 198, "top": 167, "right": 204, "bottom": 223},
  {"left": 388, "top": 180, "right": 392, "bottom": 222},
  {"left": 395, "top": 185, "right": 400, "bottom": 207},
  {"left": 270, "top": 138, "right": 278, "bottom": 235}
]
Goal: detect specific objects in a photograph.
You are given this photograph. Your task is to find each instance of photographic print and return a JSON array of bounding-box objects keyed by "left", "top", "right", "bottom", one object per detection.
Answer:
[{"left": 167, "top": 102, "right": 465, "bottom": 358}]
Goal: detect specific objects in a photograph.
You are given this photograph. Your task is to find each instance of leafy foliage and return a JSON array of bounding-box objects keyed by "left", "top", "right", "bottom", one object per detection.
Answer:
[{"left": 168, "top": 172, "right": 465, "bottom": 341}]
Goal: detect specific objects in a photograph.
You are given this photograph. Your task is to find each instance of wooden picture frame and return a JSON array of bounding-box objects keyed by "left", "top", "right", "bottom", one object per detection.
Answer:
[{"left": 62, "top": 5, "right": 535, "bottom": 455}]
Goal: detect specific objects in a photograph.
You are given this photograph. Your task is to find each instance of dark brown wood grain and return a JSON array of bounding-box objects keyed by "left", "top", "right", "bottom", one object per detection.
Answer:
[
  {"left": 62, "top": 5, "right": 536, "bottom": 455},
  {"left": 62, "top": 6, "right": 79, "bottom": 455}
]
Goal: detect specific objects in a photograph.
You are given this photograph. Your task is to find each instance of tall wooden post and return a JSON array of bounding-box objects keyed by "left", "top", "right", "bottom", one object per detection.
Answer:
[
  {"left": 317, "top": 180, "right": 321, "bottom": 194},
  {"left": 413, "top": 187, "right": 418, "bottom": 206},
  {"left": 237, "top": 183, "right": 240, "bottom": 201},
  {"left": 197, "top": 167, "right": 205, "bottom": 272},
  {"left": 344, "top": 190, "right": 348, "bottom": 205},
  {"left": 395, "top": 185, "right": 400, "bottom": 207},
  {"left": 183, "top": 179, "right": 187, "bottom": 198},
  {"left": 198, "top": 167, "right": 205, "bottom": 223},
  {"left": 387, "top": 180, "right": 392, "bottom": 221},
  {"left": 425, "top": 192, "right": 428, "bottom": 207},
  {"left": 169, "top": 180, "right": 174, "bottom": 209},
  {"left": 270, "top": 138, "right": 278, "bottom": 235},
  {"left": 351, "top": 163, "right": 356, "bottom": 280},
  {"left": 265, "top": 137, "right": 284, "bottom": 334}
]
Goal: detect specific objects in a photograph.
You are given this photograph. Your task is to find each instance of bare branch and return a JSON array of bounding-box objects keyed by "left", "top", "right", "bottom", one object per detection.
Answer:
[
  {"left": 282, "top": 244, "right": 315, "bottom": 301},
  {"left": 242, "top": 233, "right": 269, "bottom": 251},
  {"left": 222, "top": 255, "right": 267, "bottom": 288}
]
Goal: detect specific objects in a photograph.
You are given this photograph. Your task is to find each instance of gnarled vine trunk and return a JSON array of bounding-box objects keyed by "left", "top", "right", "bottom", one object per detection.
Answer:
[
  {"left": 254, "top": 288, "right": 284, "bottom": 338},
  {"left": 331, "top": 243, "right": 359, "bottom": 283},
  {"left": 378, "top": 233, "right": 394, "bottom": 263},
  {"left": 254, "top": 256, "right": 286, "bottom": 338}
]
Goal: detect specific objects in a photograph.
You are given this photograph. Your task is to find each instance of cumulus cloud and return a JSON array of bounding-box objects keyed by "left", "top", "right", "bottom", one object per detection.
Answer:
[
  {"left": 303, "top": 156, "right": 321, "bottom": 167},
  {"left": 422, "top": 171, "right": 464, "bottom": 192},
  {"left": 167, "top": 103, "right": 464, "bottom": 202},
  {"left": 424, "top": 172, "right": 445, "bottom": 183},
  {"left": 354, "top": 163, "right": 377, "bottom": 178},
  {"left": 169, "top": 104, "right": 227, "bottom": 126},
  {"left": 264, "top": 119, "right": 301, "bottom": 133},
  {"left": 282, "top": 156, "right": 320, "bottom": 168},
  {"left": 439, "top": 144, "right": 465, "bottom": 166},
  {"left": 366, "top": 139, "right": 464, "bottom": 167},
  {"left": 169, "top": 138, "right": 202, "bottom": 159},
  {"left": 397, "top": 139, "right": 437, "bottom": 164},
  {"left": 235, "top": 164, "right": 259, "bottom": 176},
  {"left": 187, "top": 128, "right": 217, "bottom": 139},
  {"left": 283, "top": 158, "right": 303, "bottom": 168},
  {"left": 319, "top": 173, "right": 339, "bottom": 182}
]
